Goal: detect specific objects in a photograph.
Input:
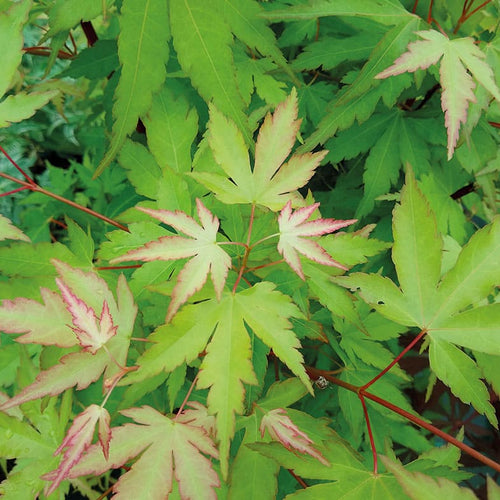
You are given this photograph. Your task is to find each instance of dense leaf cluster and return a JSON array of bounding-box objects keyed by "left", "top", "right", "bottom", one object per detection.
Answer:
[{"left": 0, "top": 0, "right": 499, "bottom": 499}]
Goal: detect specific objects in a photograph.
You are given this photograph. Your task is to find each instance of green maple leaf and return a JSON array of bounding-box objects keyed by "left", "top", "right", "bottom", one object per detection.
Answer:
[
  {"left": 376, "top": 29, "right": 500, "bottom": 159},
  {"left": 192, "top": 89, "right": 327, "bottom": 210},
  {"left": 337, "top": 169, "right": 500, "bottom": 426},
  {"left": 121, "top": 282, "right": 311, "bottom": 477},
  {"left": 64, "top": 405, "right": 220, "bottom": 500},
  {"left": 0, "top": 261, "right": 137, "bottom": 410},
  {"left": 94, "top": 0, "right": 169, "bottom": 177}
]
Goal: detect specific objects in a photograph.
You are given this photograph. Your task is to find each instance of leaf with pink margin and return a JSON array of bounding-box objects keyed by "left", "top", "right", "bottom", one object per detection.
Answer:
[
  {"left": 64, "top": 406, "right": 220, "bottom": 500},
  {"left": 277, "top": 201, "right": 356, "bottom": 279},
  {"left": 0, "top": 351, "right": 108, "bottom": 411},
  {"left": 56, "top": 278, "right": 118, "bottom": 353},
  {"left": 0, "top": 288, "right": 76, "bottom": 347},
  {"left": 111, "top": 198, "right": 231, "bottom": 321},
  {"left": 0, "top": 213, "right": 30, "bottom": 242},
  {"left": 43, "top": 405, "right": 111, "bottom": 495},
  {"left": 260, "top": 408, "right": 328, "bottom": 465},
  {"left": 376, "top": 30, "right": 500, "bottom": 159}
]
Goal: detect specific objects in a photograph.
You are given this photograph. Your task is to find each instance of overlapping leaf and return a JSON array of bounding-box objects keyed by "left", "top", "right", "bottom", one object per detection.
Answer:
[
  {"left": 0, "top": 261, "right": 137, "bottom": 410},
  {"left": 376, "top": 30, "right": 500, "bottom": 159},
  {"left": 277, "top": 201, "right": 356, "bottom": 279},
  {"left": 192, "top": 89, "right": 327, "bottom": 210},
  {"left": 64, "top": 406, "right": 220, "bottom": 500},
  {"left": 337, "top": 169, "right": 500, "bottom": 426},
  {"left": 94, "top": 0, "right": 169, "bottom": 177},
  {"left": 111, "top": 199, "right": 232, "bottom": 321},
  {"left": 121, "top": 282, "right": 311, "bottom": 477}
]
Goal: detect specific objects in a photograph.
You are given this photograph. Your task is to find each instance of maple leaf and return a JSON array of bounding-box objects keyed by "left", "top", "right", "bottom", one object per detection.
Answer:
[
  {"left": 43, "top": 404, "right": 111, "bottom": 496},
  {"left": 277, "top": 201, "right": 356, "bottom": 279},
  {"left": 260, "top": 408, "right": 328, "bottom": 465},
  {"left": 0, "top": 261, "right": 137, "bottom": 410},
  {"left": 192, "top": 88, "right": 328, "bottom": 210},
  {"left": 376, "top": 29, "right": 500, "bottom": 159},
  {"left": 64, "top": 405, "right": 220, "bottom": 500},
  {"left": 0, "top": 214, "right": 30, "bottom": 242},
  {"left": 56, "top": 278, "right": 117, "bottom": 354},
  {"left": 110, "top": 198, "right": 232, "bottom": 322},
  {"left": 337, "top": 169, "right": 500, "bottom": 426}
]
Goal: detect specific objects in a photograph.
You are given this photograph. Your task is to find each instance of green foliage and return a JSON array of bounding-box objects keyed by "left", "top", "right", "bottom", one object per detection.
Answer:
[{"left": 0, "top": 0, "right": 499, "bottom": 499}]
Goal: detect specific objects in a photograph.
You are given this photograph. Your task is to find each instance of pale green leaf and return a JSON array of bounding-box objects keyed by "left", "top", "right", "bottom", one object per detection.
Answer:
[
  {"left": 0, "top": 91, "right": 59, "bottom": 127},
  {"left": 235, "top": 282, "right": 313, "bottom": 393},
  {"left": 95, "top": 0, "right": 169, "bottom": 177},
  {"left": 429, "top": 339, "right": 497, "bottom": 427},
  {"left": 0, "top": 214, "right": 30, "bottom": 242},
  {"left": 121, "top": 299, "right": 220, "bottom": 386},
  {"left": 383, "top": 457, "right": 478, "bottom": 500},
  {"left": 170, "top": 0, "right": 251, "bottom": 145},
  {"left": 475, "top": 351, "right": 500, "bottom": 398},
  {"left": 0, "top": 0, "right": 31, "bottom": 98},
  {"left": 198, "top": 294, "right": 257, "bottom": 478}
]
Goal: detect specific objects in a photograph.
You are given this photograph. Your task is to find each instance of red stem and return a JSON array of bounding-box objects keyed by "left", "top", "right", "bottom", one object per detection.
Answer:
[
  {"left": 361, "top": 329, "right": 427, "bottom": 391},
  {"left": 454, "top": 0, "right": 492, "bottom": 33},
  {"left": 95, "top": 264, "right": 142, "bottom": 271},
  {"left": 0, "top": 145, "right": 35, "bottom": 184},
  {"left": 305, "top": 366, "right": 500, "bottom": 474},
  {"left": 0, "top": 165, "right": 129, "bottom": 233},
  {"left": 427, "top": 0, "right": 434, "bottom": 23},
  {"left": 411, "top": 0, "right": 419, "bottom": 14},
  {"left": 359, "top": 395, "right": 378, "bottom": 474}
]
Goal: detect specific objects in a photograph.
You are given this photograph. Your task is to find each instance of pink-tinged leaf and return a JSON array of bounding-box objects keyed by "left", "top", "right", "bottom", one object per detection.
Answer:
[
  {"left": 376, "top": 30, "right": 500, "bottom": 159},
  {"left": 0, "top": 288, "right": 76, "bottom": 347},
  {"left": 176, "top": 402, "right": 217, "bottom": 438},
  {"left": 111, "top": 199, "right": 231, "bottom": 321},
  {"left": 253, "top": 88, "right": 301, "bottom": 188},
  {"left": 375, "top": 30, "right": 445, "bottom": 78},
  {"left": 43, "top": 405, "right": 109, "bottom": 495},
  {"left": 277, "top": 201, "right": 356, "bottom": 279},
  {"left": 57, "top": 278, "right": 118, "bottom": 353},
  {"left": 0, "top": 213, "right": 30, "bottom": 242},
  {"left": 195, "top": 90, "right": 329, "bottom": 210},
  {"left": 440, "top": 50, "right": 476, "bottom": 160},
  {"left": 66, "top": 406, "right": 219, "bottom": 500},
  {"left": 0, "top": 351, "right": 108, "bottom": 411},
  {"left": 98, "top": 407, "right": 111, "bottom": 460},
  {"left": 260, "top": 408, "right": 328, "bottom": 466}
]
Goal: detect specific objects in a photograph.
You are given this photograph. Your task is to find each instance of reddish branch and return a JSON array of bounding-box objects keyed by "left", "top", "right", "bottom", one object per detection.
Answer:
[
  {"left": 305, "top": 363, "right": 500, "bottom": 475},
  {"left": 0, "top": 146, "right": 129, "bottom": 233}
]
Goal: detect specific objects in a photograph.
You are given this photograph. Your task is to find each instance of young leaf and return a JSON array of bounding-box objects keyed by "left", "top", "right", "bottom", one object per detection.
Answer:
[
  {"left": 0, "top": 214, "right": 30, "bottom": 242},
  {"left": 193, "top": 89, "right": 328, "bottom": 210},
  {"left": 0, "top": 264, "right": 136, "bottom": 410},
  {"left": 43, "top": 405, "right": 111, "bottom": 495},
  {"left": 277, "top": 201, "right": 356, "bottom": 279},
  {"left": 56, "top": 278, "right": 117, "bottom": 354},
  {"left": 0, "top": 288, "right": 76, "bottom": 347},
  {"left": 94, "top": 0, "right": 169, "bottom": 177},
  {"left": 111, "top": 199, "right": 232, "bottom": 321},
  {"left": 376, "top": 30, "right": 500, "bottom": 159},
  {"left": 65, "top": 406, "right": 220, "bottom": 500},
  {"left": 382, "top": 457, "right": 478, "bottom": 500},
  {"left": 260, "top": 408, "right": 328, "bottom": 465}
]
